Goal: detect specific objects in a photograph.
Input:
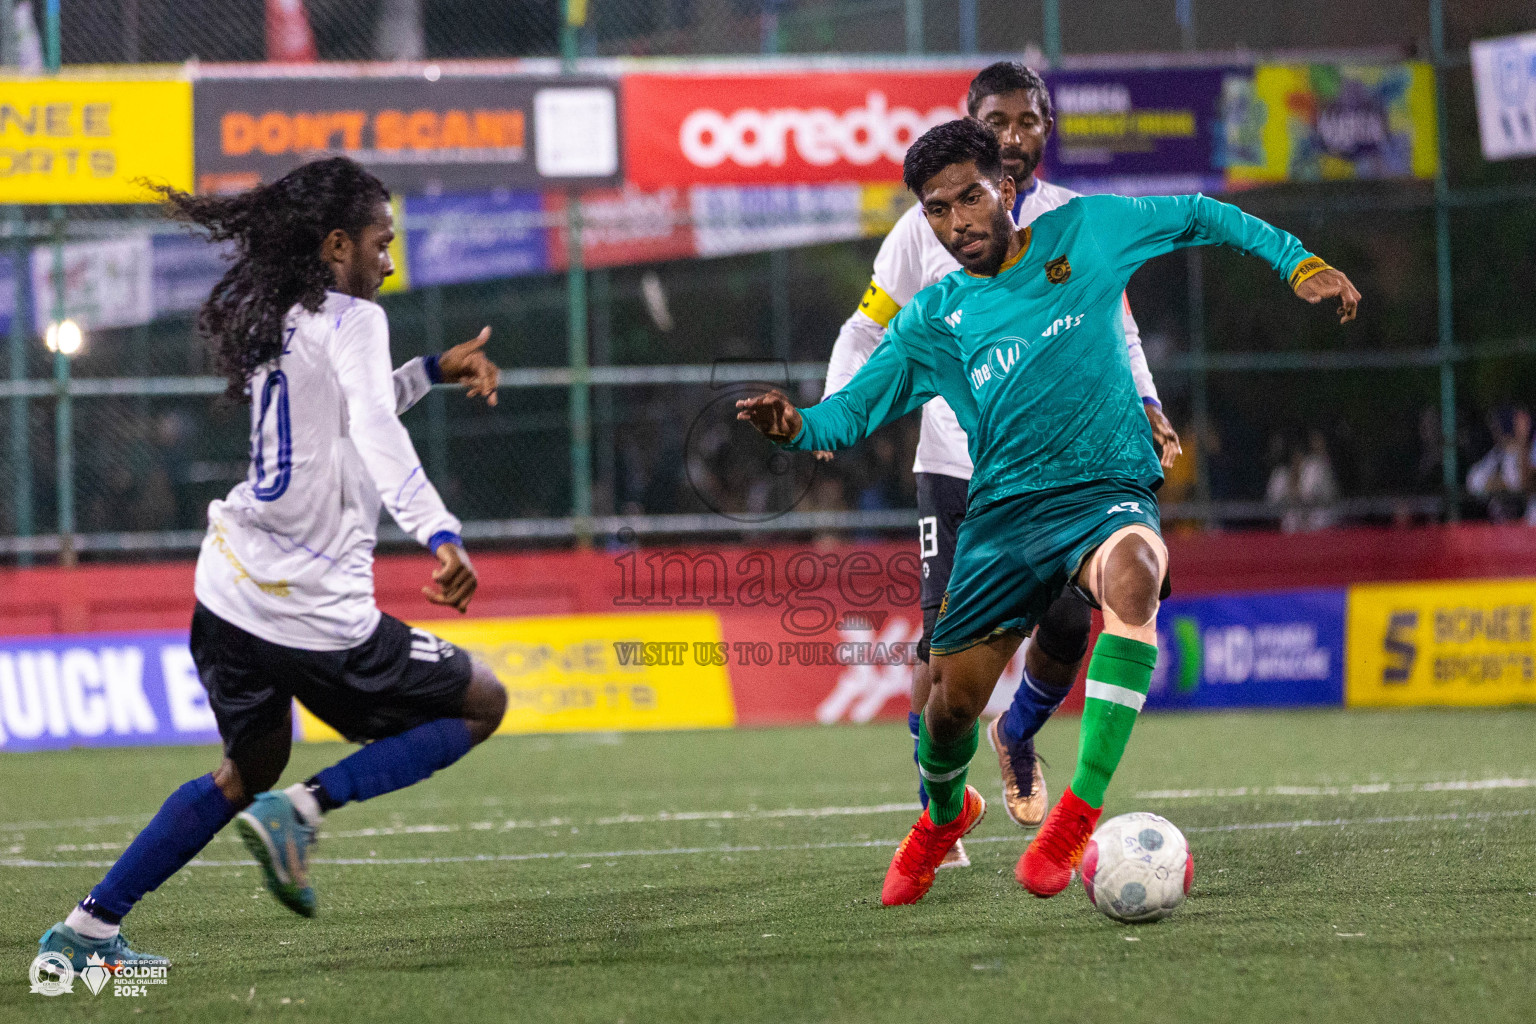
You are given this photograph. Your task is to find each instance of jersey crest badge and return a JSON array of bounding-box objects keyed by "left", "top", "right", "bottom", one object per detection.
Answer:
[{"left": 1045, "top": 255, "right": 1072, "bottom": 284}]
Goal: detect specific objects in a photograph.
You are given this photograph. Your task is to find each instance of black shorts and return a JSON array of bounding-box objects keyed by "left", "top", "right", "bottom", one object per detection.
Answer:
[
  {"left": 915, "top": 472, "right": 969, "bottom": 655},
  {"left": 190, "top": 602, "right": 474, "bottom": 758}
]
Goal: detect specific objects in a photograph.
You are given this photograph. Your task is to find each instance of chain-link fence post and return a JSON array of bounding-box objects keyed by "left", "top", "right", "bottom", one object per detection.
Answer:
[
  {"left": 564, "top": 0, "right": 593, "bottom": 541},
  {"left": 6, "top": 215, "right": 32, "bottom": 565},
  {"left": 1430, "top": 0, "right": 1459, "bottom": 522}
]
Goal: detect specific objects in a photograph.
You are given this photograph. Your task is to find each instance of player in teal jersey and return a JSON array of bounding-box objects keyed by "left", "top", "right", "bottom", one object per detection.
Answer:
[{"left": 737, "top": 119, "right": 1359, "bottom": 906}]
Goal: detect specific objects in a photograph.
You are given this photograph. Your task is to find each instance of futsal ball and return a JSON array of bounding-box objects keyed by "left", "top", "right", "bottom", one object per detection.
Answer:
[{"left": 1080, "top": 812, "right": 1192, "bottom": 923}]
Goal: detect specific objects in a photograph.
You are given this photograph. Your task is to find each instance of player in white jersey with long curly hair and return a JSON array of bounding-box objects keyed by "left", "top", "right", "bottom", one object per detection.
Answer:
[
  {"left": 819, "top": 62, "right": 1182, "bottom": 867},
  {"left": 38, "top": 157, "right": 509, "bottom": 968}
]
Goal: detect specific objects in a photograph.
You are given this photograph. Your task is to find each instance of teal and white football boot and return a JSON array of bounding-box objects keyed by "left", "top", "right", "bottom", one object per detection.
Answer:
[
  {"left": 38, "top": 922, "right": 167, "bottom": 971},
  {"left": 236, "top": 791, "right": 318, "bottom": 917}
]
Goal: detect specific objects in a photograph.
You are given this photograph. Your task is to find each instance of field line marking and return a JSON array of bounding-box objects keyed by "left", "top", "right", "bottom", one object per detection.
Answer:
[
  {"left": 2, "top": 808, "right": 1530, "bottom": 870},
  {"left": 10, "top": 775, "right": 1536, "bottom": 837},
  {"left": 1133, "top": 777, "right": 1536, "bottom": 800}
]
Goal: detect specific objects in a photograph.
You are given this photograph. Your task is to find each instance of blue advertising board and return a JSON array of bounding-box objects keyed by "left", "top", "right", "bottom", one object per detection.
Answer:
[
  {"left": 404, "top": 191, "right": 549, "bottom": 287},
  {"left": 0, "top": 630, "right": 224, "bottom": 753},
  {"left": 1146, "top": 588, "right": 1347, "bottom": 710}
]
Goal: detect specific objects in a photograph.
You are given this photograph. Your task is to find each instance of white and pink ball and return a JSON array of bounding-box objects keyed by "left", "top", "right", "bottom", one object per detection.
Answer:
[{"left": 1081, "top": 812, "right": 1193, "bottom": 923}]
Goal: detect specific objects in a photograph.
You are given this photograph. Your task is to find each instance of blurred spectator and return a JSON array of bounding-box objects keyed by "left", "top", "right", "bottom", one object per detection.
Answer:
[
  {"left": 1267, "top": 429, "right": 1338, "bottom": 532},
  {"left": 1465, "top": 406, "right": 1536, "bottom": 524}
]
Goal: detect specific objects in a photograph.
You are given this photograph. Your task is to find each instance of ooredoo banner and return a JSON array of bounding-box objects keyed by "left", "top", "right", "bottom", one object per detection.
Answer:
[{"left": 622, "top": 71, "right": 972, "bottom": 188}]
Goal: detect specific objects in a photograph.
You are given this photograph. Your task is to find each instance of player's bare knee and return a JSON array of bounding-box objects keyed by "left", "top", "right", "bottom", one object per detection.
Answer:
[
  {"left": 1103, "top": 535, "right": 1161, "bottom": 628},
  {"left": 461, "top": 659, "right": 506, "bottom": 744}
]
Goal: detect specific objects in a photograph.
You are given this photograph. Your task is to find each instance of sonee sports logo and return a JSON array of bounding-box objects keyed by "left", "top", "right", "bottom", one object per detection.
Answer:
[{"left": 1107, "top": 501, "right": 1144, "bottom": 515}]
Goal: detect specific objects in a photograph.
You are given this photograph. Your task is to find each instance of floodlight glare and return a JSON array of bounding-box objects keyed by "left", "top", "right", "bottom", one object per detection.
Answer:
[{"left": 45, "top": 318, "right": 84, "bottom": 356}]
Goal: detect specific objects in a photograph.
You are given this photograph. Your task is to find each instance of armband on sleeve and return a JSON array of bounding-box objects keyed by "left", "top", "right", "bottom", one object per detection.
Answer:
[{"left": 857, "top": 280, "right": 902, "bottom": 328}]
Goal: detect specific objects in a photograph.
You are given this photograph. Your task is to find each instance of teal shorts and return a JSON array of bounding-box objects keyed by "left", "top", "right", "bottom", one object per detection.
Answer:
[{"left": 928, "top": 480, "right": 1162, "bottom": 657}]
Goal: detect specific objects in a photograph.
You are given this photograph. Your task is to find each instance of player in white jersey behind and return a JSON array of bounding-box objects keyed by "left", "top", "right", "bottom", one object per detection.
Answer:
[
  {"left": 38, "top": 157, "right": 508, "bottom": 967},
  {"left": 819, "top": 63, "right": 1182, "bottom": 864}
]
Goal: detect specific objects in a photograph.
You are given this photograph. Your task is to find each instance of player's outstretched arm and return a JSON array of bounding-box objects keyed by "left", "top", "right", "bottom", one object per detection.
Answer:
[
  {"left": 438, "top": 326, "right": 501, "bottom": 405},
  {"left": 1084, "top": 194, "right": 1362, "bottom": 327},
  {"left": 1293, "top": 266, "right": 1361, "bottom": 324}
]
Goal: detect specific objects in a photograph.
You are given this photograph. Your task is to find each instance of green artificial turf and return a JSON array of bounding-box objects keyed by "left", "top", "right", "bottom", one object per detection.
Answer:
[{"left": 2, "top": 708, "right": 1534, "bottom": 1022}]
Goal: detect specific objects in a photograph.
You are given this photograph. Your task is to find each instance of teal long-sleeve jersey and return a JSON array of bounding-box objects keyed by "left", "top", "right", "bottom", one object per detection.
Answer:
[{"left": 788, "top": 193, "right": 1323, "bottom": 509}]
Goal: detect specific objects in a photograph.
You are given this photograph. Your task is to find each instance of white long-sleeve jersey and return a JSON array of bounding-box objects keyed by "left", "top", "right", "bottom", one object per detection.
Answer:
[
  {"left": 823, "top": 178, "right": 1160, "bottom": 481},
  {"left": 194, "top": 291, "right": 461, "bottom": 651}
]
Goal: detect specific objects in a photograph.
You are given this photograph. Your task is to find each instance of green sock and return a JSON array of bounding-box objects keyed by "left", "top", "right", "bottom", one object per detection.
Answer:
[
  {"left": 1070, "top": 632, "right": 1158, "bottom": 808},
  {"left": 917, "top": 715, "right": 979, "bottom": 825}
]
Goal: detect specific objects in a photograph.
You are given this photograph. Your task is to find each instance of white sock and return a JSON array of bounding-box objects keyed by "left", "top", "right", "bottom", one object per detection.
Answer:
[
  {"left": 65, "top": 905, "right": 119, "bottom": 940},
  {"left": 284, "top": 783, "right": 323, "bottom": 828}
]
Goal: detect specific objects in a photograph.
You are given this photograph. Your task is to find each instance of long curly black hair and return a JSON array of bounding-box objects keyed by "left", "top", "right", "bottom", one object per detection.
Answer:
[{"left": 152, "top": 157, "right": 390, "bottom": 400}]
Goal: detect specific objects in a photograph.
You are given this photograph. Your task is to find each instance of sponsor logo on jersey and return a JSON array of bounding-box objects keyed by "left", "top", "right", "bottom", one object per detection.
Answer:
[
  {"left": 991, "top": 338, "right": 1025, "bottom": 377},
  {"left": 1045, "top": 255, "right": 1072, "bottom": 284}
]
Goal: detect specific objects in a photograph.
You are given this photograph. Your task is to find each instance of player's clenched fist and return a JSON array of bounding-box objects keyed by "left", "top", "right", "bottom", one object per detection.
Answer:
[
  {"left": 735, "top": 389, "right": 804, "bottom": 444},
  {"left": 1294, "top": 266, "right": 1361, "bottom": 324}
]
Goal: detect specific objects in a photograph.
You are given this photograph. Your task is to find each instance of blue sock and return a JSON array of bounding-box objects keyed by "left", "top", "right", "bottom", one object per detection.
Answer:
[
  {"left": 83, "top": 773, "right": 237, "bottom": 922},
  {"left": 908, "top": 711, "right": 929, "bottom": 809},
  {"left": 310, "top": 718, "right": 474, "bottom": 809},
  {"left": 1000, "top": 666, "right": 1073, "bottom": 746}
]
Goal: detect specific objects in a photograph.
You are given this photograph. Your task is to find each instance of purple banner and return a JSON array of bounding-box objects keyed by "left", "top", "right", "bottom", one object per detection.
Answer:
[
  {"left": 1043, "top": 67, "right": 1242, "bottom": 196},
  {"left": 0, "top": 630, "right": 224, "bottom": 753}
]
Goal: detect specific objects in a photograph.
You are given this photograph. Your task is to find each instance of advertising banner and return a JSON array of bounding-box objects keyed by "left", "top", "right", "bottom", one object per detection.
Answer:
[
  {"left": 1044, "top": 67, "right": 1237, "bottom": 196},
  {"left": 1470, "top": 31, "right": 1536, "bottom": 161},
  {"left": 193, "top": 75, "right": 621, "bottom": 195},
  {"left": 622, "top": 71, "right": 971, "bottom": 189},
  {"left": 690, "top": 183, "right": 865, "bottom": 257},
  {"left": 297, "top": 612, "right": 737, "bottom": 740},
  {"left": 0, "top": 254, "right": 14, "bottom": 338},
  {"left": 1346, "top": 579, "right": 1536, "bottom": 707},
  {"left": 30, "top": 235, "right": 154, "bottom": 334},
  {"left": 402, "top": 191, "right": 548, "bottom": 286},
  {"left": 1225, "top": 63, "right": 1438, "bottom": 185},
  {"left": 0, "top": 630, "right": 220, "bottom": 753},
  {"left": 0, "top": 78, "right": 192, "bottom": 203},
  {"left": 1147, "top": 589, "right": 1346, "bottom": 710},
  {"left": 544, "top": 186, "right": 695, "bottom": 270}
]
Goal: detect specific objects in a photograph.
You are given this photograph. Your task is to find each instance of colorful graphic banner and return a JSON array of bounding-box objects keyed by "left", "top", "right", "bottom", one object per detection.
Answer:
[
  {"left": 1346, "top": 579, "right": 1536, "bottom": 707},
  {"left": 1471, "top": 31, "right": 1536, "bottom": 161},
  {"left": 1224, "top": 63, "right": 1438, "bottom": 185},
  {"left": 1044, "top": 67, "right": 1237, "bottom": 196},
  {"left": 622, "top": 71, "right": 971, "bottom": 189},
  {"left": 0, "top": 78, "right": 192, "bottom": 203},
  {"left": 192, "top": 75, "right": 621, "bottom": 195},
  {"left": 0, "top": 630, "right": 220, "bottom": 753},
  {"left": 1148, "top": 589, "right": 1347, "bottom": 710}
]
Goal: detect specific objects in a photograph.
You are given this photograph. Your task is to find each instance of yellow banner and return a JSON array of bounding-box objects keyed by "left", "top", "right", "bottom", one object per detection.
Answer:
[
  {"left": 1346, "top": 579, "right": 1536, "bottom": 707},
  {"left": 0, "top": 78, "right": 192, "bottom": 203},
  {"left": 297, "top": 612, "right": 736, "bottom": 741}
]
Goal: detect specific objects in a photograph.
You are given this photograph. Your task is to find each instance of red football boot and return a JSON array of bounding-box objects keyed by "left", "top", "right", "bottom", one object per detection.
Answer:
[
  {"left": 1016, "top": 788, "right": 1101, "bottom": 898},
  {"left": 881, "top": 786, "right": 986, "bottom": 906}
]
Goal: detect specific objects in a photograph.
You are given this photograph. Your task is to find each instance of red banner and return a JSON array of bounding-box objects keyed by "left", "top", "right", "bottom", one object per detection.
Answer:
[
  {"left": 544, "top": 186, "right": 695, "bottom": 270},
  {"left": 622, "top": 71, "right": 974, "bottom": 188}
]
